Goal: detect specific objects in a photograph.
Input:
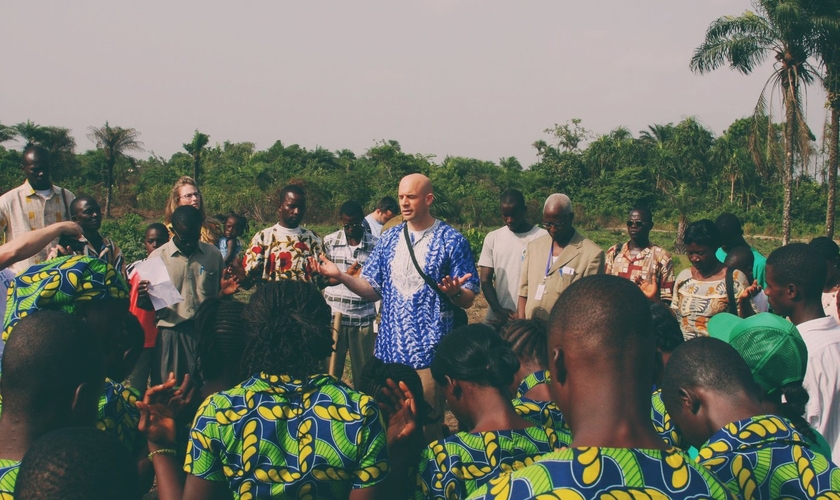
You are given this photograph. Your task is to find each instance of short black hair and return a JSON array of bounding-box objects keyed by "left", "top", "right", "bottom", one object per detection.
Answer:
[
  {"left": 241, "top": 281, "right": 333, "bottom": 379},
  {"left": 171, "top": 205, "right": 203, "bottom": 231},
  {"left": 69, "top": 195, "right": 98, "bottom": 216},
  {"left": 195, "top": 297, "right": 247, "bottom": 382},
  {"left": 629, "top": 207, "right": 652, "bottom": 223},
  {"left": 715, "top": 212, "right": 743, "bottom": 235},
  {"left": 225, "top": 212, "right": 248, "bottom": 230},
  {"left": 145, "top": 222, "right": 168, "bottom": 235},
  {"left": 500, "top": 189, "right": 526, "bottom": 209},
  {"left": 683, "top": 219, "right": 721, "bottom": 249},
  {"left": 650, "top": 302, "right": 683, "bottom": 353},
  {"left": 549, "top": 275, "right": 654, "bottom": 364},
  {"left": 15, "top": 427, "right": 139, "bottom": 500},
  {"left": 431, "top": 324, "right": 520, "bottom": 390},
  {"left": 376, "top": 196, "right": 398, "bottom": 214},
  {"left": 767, "top": 243, "right": 826, "bottom": 300},
  {"left": 1, "top": 311, "right": 104, "bottom": 416},
  {"left": 359, "top": 358, "right": 434, "bottom": 426},
  {"left": 499, "top": 319, "right": 548, "bottom": 368},
  {"left": 339, "top": 200, "right": 364, "bottom": 219},
  {"left": 21, "top": 143, "right": 49, "bottom": 163},
  {"left": 809, "top": 236, "right": 840, "bottom": 261},
  {"left": 723, "top": 246, "right": 754, "bottom": 275},
  {"left": 278, "top": 185, "right": 306, "bottom": 204},
  {"left": 660, "top": 337, "right": 759, "bottom": 411}
]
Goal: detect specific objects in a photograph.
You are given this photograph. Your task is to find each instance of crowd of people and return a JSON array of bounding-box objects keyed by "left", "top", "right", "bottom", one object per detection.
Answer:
[{"left": 0, "top": 143, "right": 840, "bottom": 498}]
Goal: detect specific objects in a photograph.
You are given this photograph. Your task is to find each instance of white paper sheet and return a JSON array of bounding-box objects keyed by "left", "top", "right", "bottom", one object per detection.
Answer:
[{"left": 131, "top": 256, "right": 184, "bottom": 311}]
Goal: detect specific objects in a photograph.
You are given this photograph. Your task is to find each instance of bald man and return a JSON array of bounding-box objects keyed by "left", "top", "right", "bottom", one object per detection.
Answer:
[
  {"left": 517, "top": 194, "right": 604, "bottom": 321},
  {"left": 312, "top": 173, "right": 479, "bottom": 439}
]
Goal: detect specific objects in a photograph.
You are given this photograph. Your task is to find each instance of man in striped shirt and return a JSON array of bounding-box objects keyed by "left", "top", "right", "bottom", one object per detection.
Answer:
[
  {"left": 323, "top": 200, "right": 378, "bottom": 388},
  {"left": 0, "top": 145, "right": 75, "bottom": 274}
]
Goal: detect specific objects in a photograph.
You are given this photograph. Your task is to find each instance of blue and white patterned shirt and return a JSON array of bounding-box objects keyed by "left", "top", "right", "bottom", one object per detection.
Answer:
[{"left": 362, "top": 220, "right": 479, "bottom": 369}]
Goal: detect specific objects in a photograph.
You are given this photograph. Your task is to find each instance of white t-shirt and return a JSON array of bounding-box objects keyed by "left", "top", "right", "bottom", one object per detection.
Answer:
[
  {"left": 797, "top": 315, "right": 840, "bottom": 464},
  {"left": 365, "top": 213, "right": 384, "bottom": 238},
  {"left": 477, "top": 225, "right": 547, "bottom": 322}
]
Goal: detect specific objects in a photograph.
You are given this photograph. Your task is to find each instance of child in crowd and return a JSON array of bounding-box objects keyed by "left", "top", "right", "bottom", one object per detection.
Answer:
[
  {"left": 414, "top": 324, "right": 564, "bottom": 499},
  {"left": 469, "top": 275, "right": 731, "bottom": 499},
  {"left": 218, "top": 212, "right": 246, "bottom": 267},
  {"left": 127, "top": 222, "right": 170, "bottom": 394},
  {"left": 15, "top": 427, "right": 140, "bottom": 500},
  {"left": 500, "top": 319, "right": 572, "bottom": 440},
  {"left": 662, "top": 336, "right": 840, "bottom": 498},
  {"left": 146, "top": 281, "right": 390, "bottom": 499},
  {"left": 0, "top": 311, "right": 106, "bottom": 497}
]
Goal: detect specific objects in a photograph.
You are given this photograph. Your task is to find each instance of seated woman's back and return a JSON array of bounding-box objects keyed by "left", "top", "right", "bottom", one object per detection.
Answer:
[{"left": 183, "top": 282, "right": 389, "bottom": 499}]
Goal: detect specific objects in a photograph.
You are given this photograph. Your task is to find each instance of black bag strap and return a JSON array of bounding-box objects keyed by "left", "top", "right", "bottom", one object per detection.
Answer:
[
  {"left": 725, "top": 266, "right": 737, "bottom": 315},
  {"left": 403, "top": 223, "right": 449, "bottom": 301}
]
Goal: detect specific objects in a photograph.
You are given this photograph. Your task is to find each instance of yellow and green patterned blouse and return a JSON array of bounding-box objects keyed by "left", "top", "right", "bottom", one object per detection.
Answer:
[
  {"left": 0, "top": 459, "right": 19, "bottom": 499},
  {"left": 511, "top": 371, "right": 573, "bottom": 446},
  {"left": 185, "top": 373, "right": 389, "bottom": 499},
  {"left": 698, "top": 414, "right": 840, "bottom": 499},
  {"left": 415, "top": 426, "right": 562, "bottom": 500},
  {"left": 97, "top": 378, "right": 142, "bottom": 451},
  {"left": 467, "top": 446, "right": 734, "bottom": 499}
]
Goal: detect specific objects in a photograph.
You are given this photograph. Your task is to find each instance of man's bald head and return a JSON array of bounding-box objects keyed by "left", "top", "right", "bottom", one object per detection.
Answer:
[
  {"left": 399, "top": 173, "right": 433, "bottom": 195},
  {"left": 398, "top": 173, "right": 434, "bottom": 225}
]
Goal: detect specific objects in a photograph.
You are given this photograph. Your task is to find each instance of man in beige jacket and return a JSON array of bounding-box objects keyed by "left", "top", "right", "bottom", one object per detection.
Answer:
[{"left": 518, "top": 194, "right": 605, "bottom": 321}]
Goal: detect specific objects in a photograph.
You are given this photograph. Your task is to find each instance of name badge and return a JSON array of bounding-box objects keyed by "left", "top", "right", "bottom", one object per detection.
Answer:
[{"left": 534, "top": 284, "right": 546, "bottom": 301}]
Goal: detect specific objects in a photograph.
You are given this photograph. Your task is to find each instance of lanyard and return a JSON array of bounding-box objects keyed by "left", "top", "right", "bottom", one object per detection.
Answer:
[{"left": 545, "top": 241, "right": 561, "bottom": 278}]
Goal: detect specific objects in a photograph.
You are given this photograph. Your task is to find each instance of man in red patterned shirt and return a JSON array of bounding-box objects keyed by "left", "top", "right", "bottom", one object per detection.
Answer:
[{"left": 605, "top": 208, "right": 675, "bottom": 304}]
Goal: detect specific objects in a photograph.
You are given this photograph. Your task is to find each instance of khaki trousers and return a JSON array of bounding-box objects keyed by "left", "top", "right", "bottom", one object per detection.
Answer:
[
  {"left": 327, "top": 322, "right": 376, "bottom": 389},
  {"left": 417, "top": 367, "right": 446, "bottom": 442}
]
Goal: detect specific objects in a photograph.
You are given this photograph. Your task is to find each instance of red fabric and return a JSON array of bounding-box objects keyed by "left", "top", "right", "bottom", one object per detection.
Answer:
[{"left": 129, "top": 272, "right": 158, "bottom": 348}]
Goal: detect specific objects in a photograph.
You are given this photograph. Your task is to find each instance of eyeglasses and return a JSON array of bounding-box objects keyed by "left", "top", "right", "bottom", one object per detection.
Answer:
[
  {"left": 179, "top": 192, "right": 201, "bottom": 200},
  {"left": 343, "top": 223, "right": 365, "bottom": 230},
  {"left": 626, "top": 220, "right": 646, "bottom": 228}
]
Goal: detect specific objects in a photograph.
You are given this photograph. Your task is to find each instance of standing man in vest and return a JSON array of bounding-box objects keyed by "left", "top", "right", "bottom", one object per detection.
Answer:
[
  {"left": 311, "top": 173, "right": 478, "bottom": 439},
  {"left": 0, "top": 144, "right": 75, "bottom": 273}
]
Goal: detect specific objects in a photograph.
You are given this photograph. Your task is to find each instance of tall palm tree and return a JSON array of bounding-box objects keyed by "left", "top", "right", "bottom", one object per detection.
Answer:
[
  {"left": 87, "top": 122, "right": 143, "bottom": 217},
  {"left": 0, "top": 122, "right": 14, "bottom": 144},
  {"left": 811, "top": 1, "right": 840, "bottom": 236},
  {"left": 690, "top": 0, "right": 822, "bottom": 244},
  {"left": 183, "top": 130, "right": 210, "bottom": 186}
]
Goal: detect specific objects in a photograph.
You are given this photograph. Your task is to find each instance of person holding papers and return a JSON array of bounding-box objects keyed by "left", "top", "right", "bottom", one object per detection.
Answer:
[{"left": 137, "top": 206, "right": 238, "bottom": 386}]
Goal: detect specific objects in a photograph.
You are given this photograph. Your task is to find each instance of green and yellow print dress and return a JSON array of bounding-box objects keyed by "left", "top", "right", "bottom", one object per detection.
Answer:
[
  {"left": 185, "top": 373, "right": 389, "bottom": 500},
  {"left": 0, "top": 459, "right": 19, "bottom": 499},
  {"left": 650, "top": 388, "right": 687, "bottom": 450},
  {"left": 415, "top": 426, "right": 562, "bottom": 500},
  {"left": 698, "top": 414, "right": 840, "bottom": 499},
  {"left": 97, "top": 378, "right": 142, "bottom": 451},
  {"left": 511, "top": 371, "right": 572, "bottom": 446},
  {"left": 467, "top": 446, "right": 734, "bottom": 499}
]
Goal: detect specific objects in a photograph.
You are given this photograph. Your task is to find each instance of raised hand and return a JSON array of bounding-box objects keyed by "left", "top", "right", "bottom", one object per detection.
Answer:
[
  {"left": 220, "top": 267, "right": 240, "bottom": 296},
  {"left": 634, "top": 276, "right": 659, "bottom": 300},
  {"left": 739, "top": 280, "right": 762, "bottom": 300},
  {"left": 308, "top": 255, "right": 341, "bottom": 279},
  {"left": 379, "top": 378, "right": 417, "bottom": 446},
  {"left": 438, "top": 273, "right": 473, "bottom": 298}
]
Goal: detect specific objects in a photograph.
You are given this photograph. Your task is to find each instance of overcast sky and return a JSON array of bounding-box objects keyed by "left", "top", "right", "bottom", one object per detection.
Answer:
[{"left": 0, "top": 1, "right": 830, "bottom": 167}]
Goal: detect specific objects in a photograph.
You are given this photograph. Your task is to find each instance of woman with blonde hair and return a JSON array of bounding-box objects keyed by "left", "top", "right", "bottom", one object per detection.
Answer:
[{"left": 164, "top": 176, "right": 221, "bottom": 245}]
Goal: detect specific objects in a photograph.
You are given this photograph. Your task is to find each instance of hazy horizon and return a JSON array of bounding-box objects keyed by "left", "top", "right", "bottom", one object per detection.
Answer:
[{"left": 0, "top": 1, "right": 830, "bottom": 167}]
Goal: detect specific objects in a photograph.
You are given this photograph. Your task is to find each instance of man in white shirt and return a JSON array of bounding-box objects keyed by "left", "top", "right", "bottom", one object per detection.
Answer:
[
  {"left": 0, "top": 145, "right": 75, "bottom": 273},
  {"left": 363, "top": 196, "right": 398, "bottom": 239},
  {"left": 764, "top": 243, "right": 840, "bottom": 464},
  {"left": 478, "top": 189, "right": 546, "bottom": 325}
]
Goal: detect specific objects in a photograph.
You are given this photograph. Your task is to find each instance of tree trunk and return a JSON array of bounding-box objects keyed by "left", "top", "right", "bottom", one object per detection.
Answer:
[
  {"left": 675, "top": 213, "right": 687, "bottom": 254},
  {"left": 730, "top": 174, "right": 735, "bottom": 204},
  {"left": 782, "top": 88, "right": 796, "bottom": 246},
  {"left": 105, "top": 158, "right": 115, "bottom": 218},
  {"left": 828, "top": 105, "right": 839, "bottom": 237}
]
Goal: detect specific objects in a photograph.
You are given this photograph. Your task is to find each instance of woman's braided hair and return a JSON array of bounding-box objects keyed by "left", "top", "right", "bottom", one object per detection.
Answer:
[{"left": 241, "top": 281, "right": 333, "bottom": 379}]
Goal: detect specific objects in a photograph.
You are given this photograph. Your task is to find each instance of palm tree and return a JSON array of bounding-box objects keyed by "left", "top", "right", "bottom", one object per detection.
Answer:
[
  {"left": 183, "top": 130, "right": 210, "bottom": 185},
  {"left": 811, "top": 1, "right": 840, "bottom": 236},
  {"left": 0, "top": 122, "right": 14, "bottom": 144},
  {"left": 87, "top": 122, "right": 143, "bottom": 217},
  {"left": 690, "top": 0, "right": 822, "bottom": 244}
]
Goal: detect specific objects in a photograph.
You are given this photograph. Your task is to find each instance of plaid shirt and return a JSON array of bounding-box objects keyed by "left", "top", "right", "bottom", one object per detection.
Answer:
[
  {"left": 0, "top": 181, "right": 75, "bottom": 274},
  {"left": 323, "top": 229, "right": 377, "bottom": 326}
]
